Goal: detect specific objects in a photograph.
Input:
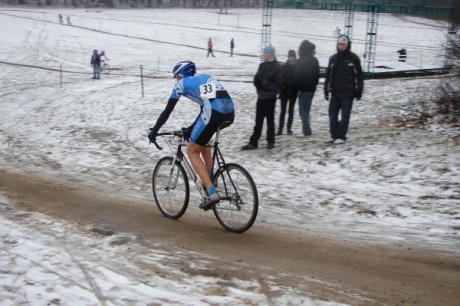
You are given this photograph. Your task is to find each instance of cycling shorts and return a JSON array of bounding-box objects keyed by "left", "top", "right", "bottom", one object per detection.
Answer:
[{"left": 190, "top": 107, "right": 234, "bottom": 146}]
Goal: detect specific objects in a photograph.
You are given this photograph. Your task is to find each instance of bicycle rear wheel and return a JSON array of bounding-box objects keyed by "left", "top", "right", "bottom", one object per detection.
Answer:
[
  {"left": 212, "top": 163, "right": 258, "bottom": 233},
  {"left": 152, "top": 156, "right": 189, "bottom": 219}
]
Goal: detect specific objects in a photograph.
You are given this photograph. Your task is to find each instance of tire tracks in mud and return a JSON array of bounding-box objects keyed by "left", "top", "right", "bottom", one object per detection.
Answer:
[{"left": 1, "top": 170, "right": 460, "bottom": 306}]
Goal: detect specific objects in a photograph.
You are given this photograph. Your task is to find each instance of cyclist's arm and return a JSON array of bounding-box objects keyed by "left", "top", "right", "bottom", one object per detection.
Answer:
[{"left": 150, "top": 98, "right": 179, "bottom": 134}]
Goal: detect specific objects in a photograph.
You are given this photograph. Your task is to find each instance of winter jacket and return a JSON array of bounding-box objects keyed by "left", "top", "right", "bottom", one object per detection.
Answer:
[
  {"left": 253, "top": 59, "right": 284, "bottom": 99},
  {"left": 91, "top": 54, "right": 101, "bottom": 65},
  {"left": 293, "top": 56, "right": 320, "bottom": 93},
  {"left": 280, "top": 59, "right": 297, "bottom": 97},
  {"left": 292, "top": 40, "right": 320, "bottom": 93},
  {"left": 324, "top": 37, "right": 364, "bottom": 99}
]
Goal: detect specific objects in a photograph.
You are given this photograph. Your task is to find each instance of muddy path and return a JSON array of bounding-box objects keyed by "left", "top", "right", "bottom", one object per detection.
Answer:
[{"left": 1, "top": 170, "right": 459, "bottom": 305}]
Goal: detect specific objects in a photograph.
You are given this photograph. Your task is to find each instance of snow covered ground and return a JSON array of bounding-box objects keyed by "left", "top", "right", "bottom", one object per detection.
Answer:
[{"left": 0, "top": 6, "right": 459, "bottom": 305}]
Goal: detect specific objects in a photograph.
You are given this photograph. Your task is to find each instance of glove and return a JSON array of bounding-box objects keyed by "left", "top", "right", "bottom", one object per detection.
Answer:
[
  {"left": 325, "top": 93, "right": 329, "bottom": 101},
  {"left": 356, "top": 93, "right": 362, "bottom": 101},
  {"left": 148, "top": 128, "right": 157, "bottom": 143},
  {"left": 181, "top": 126, "right": 192, "bottom": 140}
]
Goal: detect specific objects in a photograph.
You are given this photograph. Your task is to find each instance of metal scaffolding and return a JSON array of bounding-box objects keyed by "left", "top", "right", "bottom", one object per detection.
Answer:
[
  {"left": 261, "top": 0, "right": 274, "bottom": 55},
  {"left": 364, "top": 5, "right": 379, "bottom": 73},
  {"left": 344, "top": 3, "right": 355, "bottom": 40},
  {"left": 261, "top": 1, "right": 457, "bottom": 73}
]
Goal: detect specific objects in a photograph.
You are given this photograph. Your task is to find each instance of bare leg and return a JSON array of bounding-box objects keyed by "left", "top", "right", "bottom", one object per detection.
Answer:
[{"left": 188, "top": 142, "right": 213, "bottom": 189}]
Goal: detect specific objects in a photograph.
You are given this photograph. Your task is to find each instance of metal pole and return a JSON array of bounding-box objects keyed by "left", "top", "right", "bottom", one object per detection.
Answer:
[{"left": 140, "top": 65, "right": 144, "bottom": 98}]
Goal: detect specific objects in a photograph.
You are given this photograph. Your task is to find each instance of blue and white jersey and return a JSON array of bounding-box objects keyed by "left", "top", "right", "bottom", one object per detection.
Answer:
[{"left": 171, "top": 74, "right": 234, "bottom": 114}]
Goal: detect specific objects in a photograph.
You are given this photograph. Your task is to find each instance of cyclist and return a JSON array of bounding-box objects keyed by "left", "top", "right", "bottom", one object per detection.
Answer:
[{"left": 148, "top": 60, "right": 235, "bottom": 209}]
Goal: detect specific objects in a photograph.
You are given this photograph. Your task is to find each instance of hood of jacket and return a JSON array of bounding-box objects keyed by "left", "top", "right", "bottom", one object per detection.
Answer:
[
  {"left": 336, "top": 34, "right": 352, "bottom": 53},
  {"left": 298, "top": 40, "right": 316, "bottom": 57}
]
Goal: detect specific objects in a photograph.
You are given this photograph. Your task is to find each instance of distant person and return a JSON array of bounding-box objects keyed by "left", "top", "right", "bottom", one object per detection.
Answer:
[
  {"left": 99, "top": 50, "right": 110, "bottom": 73},
  {"left": 90, "top": 49, "right": 101, "bottom": 80},
  {"left": 207, "top": 38, "right": 215, "bottom": 57},
  {"left": 58, "top": 14, "right": 63, "bottom": 24},
  {"left": 230, "top": 38, "right": 234, "bottom": 57},
  {"left": 66, "top": 15, "right": 71, "bottom": 25},
  {"left": 324, "top": 35, "right": 364, "bottom": 144},
  {"left": 335, "top": 26, "right": 341, "bottom": 36},
  {"left": 241, "top": 45, "right": 283, "bottom": 150},
  {"left": 292, "top": 40, "right": 320, "bottom": 139},
  {"left": 397, "top": 48, "right": 407, "bottom": 62},
  {"left": 99, "top": 50, "right": 109, "bottom": 64},
  {"left": 277, "top": 49, "right": 297, "bottom": 136}
]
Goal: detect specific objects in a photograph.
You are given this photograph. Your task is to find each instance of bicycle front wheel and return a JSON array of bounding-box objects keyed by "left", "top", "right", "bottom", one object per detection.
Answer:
[
  {"left": 212, "top": 163, "right": 258, "bottom": 233},
  {"left": 152, "top": 157, "right": 189, "bottom": 219}
]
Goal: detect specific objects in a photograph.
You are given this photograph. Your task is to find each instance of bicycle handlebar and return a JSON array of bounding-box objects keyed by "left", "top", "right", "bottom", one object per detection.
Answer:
[{"left": 149, "top": 130, "right": 186, "bottom": 151}]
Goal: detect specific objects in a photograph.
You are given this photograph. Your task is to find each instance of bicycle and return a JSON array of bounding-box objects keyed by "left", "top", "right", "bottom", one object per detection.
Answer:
[
  {"left": 101, "top": 61, "right": 110, "bottom": 74},
  {"left": 150, "top": 122, "right": 258, "bottom": 233}
]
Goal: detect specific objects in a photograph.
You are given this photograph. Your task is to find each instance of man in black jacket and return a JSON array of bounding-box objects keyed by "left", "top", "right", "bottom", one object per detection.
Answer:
[
  {"left": 242, "top": 45, "right": 283, "bottom": 150},
  {"left": 324, "top": 35, "right": 364, "bottom": 144},
  {"left": 292, "top": 40, "right": 320, "bottom": 138}
]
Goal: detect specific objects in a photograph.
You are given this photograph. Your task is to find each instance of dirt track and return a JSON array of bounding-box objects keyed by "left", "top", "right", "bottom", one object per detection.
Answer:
[{"left": 1, "top": 169, "right": 459, "bottom": 306}]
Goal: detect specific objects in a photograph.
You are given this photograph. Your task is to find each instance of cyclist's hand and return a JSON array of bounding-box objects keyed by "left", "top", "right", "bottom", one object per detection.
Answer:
[
  {"left": 148, "top": 128, "right": 162, "bottom": 150},
  {"left": 181, "top": 127, "right": 192, "bottom": 140}
]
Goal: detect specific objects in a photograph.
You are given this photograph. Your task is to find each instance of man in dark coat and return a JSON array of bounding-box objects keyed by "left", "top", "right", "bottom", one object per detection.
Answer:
[
  {"left": 242, "top": 45, "right": 283, "bottom": 150},
  {"left": 324, "top": 35, "right": 364, "bottom": 144},
  {"left": 90, "top": 49, "right": 101, "bottom": 79},
  {"left": 230, "top": 38, "right": 235, "bottom": 57},
  {"left": 292, "top": 40, "right": 320, "bottom": 138}
]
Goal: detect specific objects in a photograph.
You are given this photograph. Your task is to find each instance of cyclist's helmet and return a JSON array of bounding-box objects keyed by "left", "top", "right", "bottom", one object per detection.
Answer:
[{"left": 172, "top": 60, "right": 196, "bottom": 78}]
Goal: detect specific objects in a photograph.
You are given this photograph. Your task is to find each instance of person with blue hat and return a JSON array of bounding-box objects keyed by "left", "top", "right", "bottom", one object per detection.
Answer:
[{"left": 242, "top": 45, "right": 283, "bottom": 150}]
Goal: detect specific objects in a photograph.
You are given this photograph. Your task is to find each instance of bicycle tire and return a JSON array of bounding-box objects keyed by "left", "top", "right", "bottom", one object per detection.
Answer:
[
  {"left": 212, "top": 163, "right": 258, "bottom": 233},
  {"left": 152, "top": 156, "right": 189, "bottom": 219}
]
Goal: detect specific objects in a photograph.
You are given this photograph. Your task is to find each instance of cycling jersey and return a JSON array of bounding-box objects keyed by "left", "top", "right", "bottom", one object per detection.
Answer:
[
  {"left": 151, "top": 74, "right": 234, "bottom": 146},
  {"left": 171, "top": 74, "right": 234, "bottom": 114}
]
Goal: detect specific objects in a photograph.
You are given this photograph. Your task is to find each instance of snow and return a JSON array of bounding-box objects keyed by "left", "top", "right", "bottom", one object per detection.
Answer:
[{"left": 0, "top": 6, "right": 459, "bottom": 306}]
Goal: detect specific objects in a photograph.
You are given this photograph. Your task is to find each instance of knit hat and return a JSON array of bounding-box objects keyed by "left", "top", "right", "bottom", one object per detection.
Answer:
[
  {"left": 337, "top": 35, "right": 349, "bottom": 46},
  {"left": 263, "top": 45, "right": 276, "bottom": 57},
  {"left": 287, "top": 50, "right": 296, "bottom": 58}
]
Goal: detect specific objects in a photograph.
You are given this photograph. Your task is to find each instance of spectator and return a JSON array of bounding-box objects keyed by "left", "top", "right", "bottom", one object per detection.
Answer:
[
  {"left": 66, "top": 15, "right": 71, "bottom": 25},
  {"left": 241, "top": 45, "right": 283, "bottom": 150},
  {"left": 58, "top": 14, "right": 63, "bottom": 24},
  {"left": 397, "top": 48, "right": 407, "bottom": 62},
  {"left": 277, "top": 49, "right": 297, "bottom": 136},
  {"left": 99, "top": 50, "right": 109, "bottom": 65},
  {"left": 90, "top": 50, "right": 101, "bottom": 80},
  {"left": 207, "top": 38, "right": 215, "bottom": 57},
  {"left": 292, "top": 40, "right": 320, "bottom": 139},
  {"left": 230, "top": 38, "right": 235, "bottom": 57},
  {"left": 324, "top": 35, "right": 364, "bottom": 144}
]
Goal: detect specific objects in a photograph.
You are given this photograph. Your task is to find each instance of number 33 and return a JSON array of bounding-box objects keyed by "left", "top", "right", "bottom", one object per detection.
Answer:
[{"left": 200, "top": 83, "right": 216, "bottom": 99}]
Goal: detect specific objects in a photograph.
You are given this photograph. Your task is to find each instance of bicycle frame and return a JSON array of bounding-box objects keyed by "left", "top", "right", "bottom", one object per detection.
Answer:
[
  {"left": 159, "top": 128, "right": 237, "bottom": 203},
  {"left": 168, "top": 141, "right": 207, "bottom": 199}
]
